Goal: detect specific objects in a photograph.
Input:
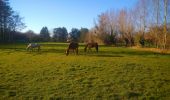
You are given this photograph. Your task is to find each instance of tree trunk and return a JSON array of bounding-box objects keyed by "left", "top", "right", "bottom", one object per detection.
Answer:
[{"left": 163, "top": 0, "right": 168, "bottom": 49}]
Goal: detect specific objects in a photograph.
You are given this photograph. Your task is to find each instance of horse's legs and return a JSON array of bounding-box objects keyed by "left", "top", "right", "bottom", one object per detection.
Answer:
[
  {"left": 96, "top": 46, "right": 98, "bottom": 52},
  {"left": 84, "top": 45, "right": 88, "bottom": 52},
  {"left": 88, "top": 47, "right": 92, "bottom": 52},
  {"left": 66, "top": 49, "right": 69, "bottom": 56},
  {"left": 38, "top": 46, "right": 40, "bottom": 51},
  {"left": 67, "top": 49, "right": 70, "bottom": 55},
  {"left": 76, "top": 48, "right": 78, "bottom": 55},
  {"left": 31, "top": 48, "right": 33, "bottom": 52},
  {"left": 26, "top": 47, "right": 29, "bottom": 51}
]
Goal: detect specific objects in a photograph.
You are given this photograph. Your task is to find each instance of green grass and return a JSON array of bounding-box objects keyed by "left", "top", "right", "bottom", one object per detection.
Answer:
[{"left": 0, "top": 43, "right": 170, "bottom": 100}]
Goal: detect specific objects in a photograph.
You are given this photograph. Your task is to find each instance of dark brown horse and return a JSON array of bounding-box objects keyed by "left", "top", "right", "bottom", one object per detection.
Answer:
[
  {"left": 84, "top": 42, "right": 98, "bottom": 52},
  {"left": 66, "top": 42, "right": 79, "bottom": 56}
]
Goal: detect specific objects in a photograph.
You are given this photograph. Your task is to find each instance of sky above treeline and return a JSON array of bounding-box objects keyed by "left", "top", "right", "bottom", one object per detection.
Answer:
[{"left": 10, "top": 0, "right": 138, "bottom": 33}]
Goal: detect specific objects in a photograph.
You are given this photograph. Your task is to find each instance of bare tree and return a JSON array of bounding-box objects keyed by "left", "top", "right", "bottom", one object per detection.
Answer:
[
  {"left": 163, "top": 0, "right": 168, "bottom": 49},
  {"left": 117, "top": 9, "right": 135, "bottom": 46},
  {"left": 134, "top": 0, "right": 149, "bottom": 47},
  {"left": 92, "top": 0, "right": 169, "bottom": 48},
  {"left": 152, "top": 0, "right": 160, "bottom": 48}
]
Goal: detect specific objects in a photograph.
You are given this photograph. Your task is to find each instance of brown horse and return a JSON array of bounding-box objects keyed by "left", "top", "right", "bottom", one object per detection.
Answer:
[
  {"left": 84, "top": 42, "right": 98, "bottom": 52},
  {"left": 66, "top": 42, "right": 79, "bottom": 56}
]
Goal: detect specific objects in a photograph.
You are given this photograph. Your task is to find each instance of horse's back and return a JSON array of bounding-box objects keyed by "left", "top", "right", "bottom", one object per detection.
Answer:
[
  {"left": 69, "top": 42, "right": 79, "bottom": 49},
  {"left": 86, "top": 42, "right": 98, "bottom": 47},
  {"left": 27, "top": 43, "right": 40, "bottom": 50},
  {"left": 84, "top": 42, "right": 98, "bottom": 52},
  {"left": 30, "top": 43, "right": 40, "bottom": 47}
]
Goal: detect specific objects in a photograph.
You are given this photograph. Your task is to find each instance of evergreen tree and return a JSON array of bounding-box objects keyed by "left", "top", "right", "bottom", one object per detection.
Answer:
[
  {"left": 53, "top": 27, "right": 68, "bottom": 42},
  {"left": 40, "top": 26, "right": 50, "bottom": 42},
  {"left": 69, "top": 28, "right": 80, "bottom": 42},
  {"left": 80, "top": 28, "right": 89, "bottom": 42}
]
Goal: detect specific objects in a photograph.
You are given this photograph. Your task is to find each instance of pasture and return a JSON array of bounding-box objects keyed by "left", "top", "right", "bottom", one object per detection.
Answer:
[{"left": 0, "top": 43, "right": 170, "bottom": 100}]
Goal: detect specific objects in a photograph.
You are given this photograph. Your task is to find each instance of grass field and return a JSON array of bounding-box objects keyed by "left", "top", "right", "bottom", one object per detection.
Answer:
[{"left": 0, "top": 43, "right": 170, "bottom": 100}]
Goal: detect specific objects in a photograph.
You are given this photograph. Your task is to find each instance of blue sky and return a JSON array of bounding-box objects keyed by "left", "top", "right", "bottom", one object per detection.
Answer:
[{"left": 10, "top": 0, "right": 138, "bottom": 33}]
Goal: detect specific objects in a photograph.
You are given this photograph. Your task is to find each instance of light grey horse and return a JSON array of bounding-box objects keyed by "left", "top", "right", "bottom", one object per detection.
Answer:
[{"left": 26, "top": 43, "right": 41, "bottom": 51}]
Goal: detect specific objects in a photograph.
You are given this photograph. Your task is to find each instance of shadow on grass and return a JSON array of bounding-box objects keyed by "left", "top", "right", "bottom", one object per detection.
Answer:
[
  {"left": 0, "top": 48, "right": 65, "bottom": 54},
  {"left": 95, "top": 54, "right": 123, "bottom": 57},
  {"left": 81, "top": 53, "right": 124, "bottom": 58},
  {"left": 1, "top": 48, "right": 170, "bottom": 58},
  {"left": 99, "top": 49, "right": 170, "bottom": 57},
  {"left": 0, "top": 43, "right": 169, "bottom": 57}
]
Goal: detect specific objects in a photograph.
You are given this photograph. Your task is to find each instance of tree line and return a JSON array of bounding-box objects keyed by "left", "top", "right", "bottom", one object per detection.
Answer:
[
  {"left": 0, "top": 0, "right": 90, "bottom": 43},
  {"left": 0, "top": 0, "right": 169, "bottom": 49},
  {"left": 23, "top": 27, "right": 89, "bottom": 43},
  {"left": 92, "top": 0, "right": 170, "bottom": 49},
  {"left": 0, "top": 0, "right": 25, "bottom": 43}
]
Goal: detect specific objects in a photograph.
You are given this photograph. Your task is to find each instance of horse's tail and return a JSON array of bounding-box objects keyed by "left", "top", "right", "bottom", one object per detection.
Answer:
[
  {"left": 84, "top": 44, "right": 88, "bottom": 52},
  {"left": 96, "top": 43, "right": 98, "bottom": 52}
]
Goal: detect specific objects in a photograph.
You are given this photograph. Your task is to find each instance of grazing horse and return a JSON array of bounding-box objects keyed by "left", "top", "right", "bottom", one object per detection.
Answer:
[
  {"left": 66, "top": 42, "right": 79, "bottom": 56},
  {"left": 26, "top": 43, "right": 41, "bottom": 51},
  {"left": 84, "top": 42, "right": 98, "bottom": 52}
]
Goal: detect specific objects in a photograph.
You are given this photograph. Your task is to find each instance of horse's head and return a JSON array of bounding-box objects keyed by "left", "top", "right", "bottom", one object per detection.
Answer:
[{"left": 26, "top": 44, "right": 31, "bottom": 51}]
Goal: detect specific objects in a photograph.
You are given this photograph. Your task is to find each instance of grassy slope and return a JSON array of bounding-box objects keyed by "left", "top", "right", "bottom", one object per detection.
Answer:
[{"left": 0, "top": 43, "right": 170, "bottom": 100}]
